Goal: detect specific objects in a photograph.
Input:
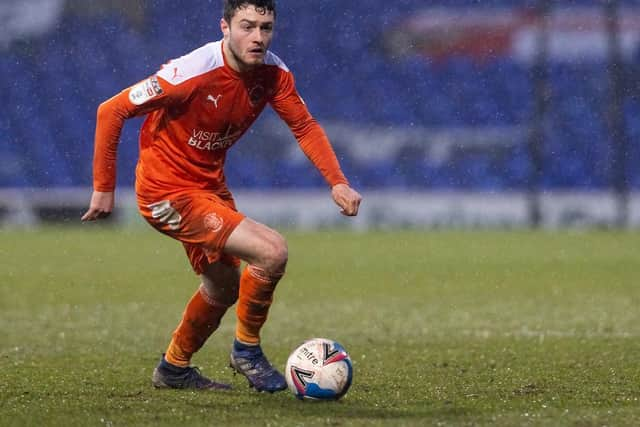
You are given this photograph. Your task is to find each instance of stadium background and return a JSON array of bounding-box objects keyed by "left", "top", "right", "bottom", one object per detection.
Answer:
[
  {"left": 2, "top": 2, "right": 640, "bottom": 425},
  {"left": 1, "top": 0, "right": 640, "bottom": 228}
]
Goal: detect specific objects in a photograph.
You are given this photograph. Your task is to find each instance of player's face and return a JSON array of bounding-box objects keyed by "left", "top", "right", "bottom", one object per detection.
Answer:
[{"left": 221, "top": 6, "right": 275, "bottom": 72}]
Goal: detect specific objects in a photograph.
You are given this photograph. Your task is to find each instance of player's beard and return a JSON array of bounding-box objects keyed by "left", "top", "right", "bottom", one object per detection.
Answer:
[{"left": 228, "top": 37, "right": 263, "bottom": 71}]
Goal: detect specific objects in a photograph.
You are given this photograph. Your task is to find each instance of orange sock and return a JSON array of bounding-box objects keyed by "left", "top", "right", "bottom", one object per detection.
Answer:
[
  {"left": 235, "top": 265, "right": 283, "bottom": 345},
  {"left": 165, "top": 284, "right": 231, "bottom": 367}
]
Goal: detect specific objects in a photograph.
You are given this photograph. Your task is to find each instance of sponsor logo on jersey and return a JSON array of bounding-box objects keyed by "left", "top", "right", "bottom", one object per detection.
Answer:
[
  {"left": 129, "top": 76, "right": 163, "bottom": 106},
  {"left": 187, "top": 126, "right": 243, "bottom": 151}
]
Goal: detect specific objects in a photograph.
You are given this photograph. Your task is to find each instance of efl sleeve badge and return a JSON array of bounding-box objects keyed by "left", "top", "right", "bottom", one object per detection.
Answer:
[{"left": 128, "top": 76, "right": 164, "bottom": 105}]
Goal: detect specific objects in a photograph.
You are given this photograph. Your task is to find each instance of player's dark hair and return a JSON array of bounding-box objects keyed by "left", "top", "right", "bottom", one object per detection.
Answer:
[{"left": 223, "top": 0, "right": 276, "bottom": 22}]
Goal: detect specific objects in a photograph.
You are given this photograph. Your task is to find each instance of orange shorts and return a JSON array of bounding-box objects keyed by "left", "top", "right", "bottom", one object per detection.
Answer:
[{"left": 138, "top": 190, "right": 245, "bottom": 275}]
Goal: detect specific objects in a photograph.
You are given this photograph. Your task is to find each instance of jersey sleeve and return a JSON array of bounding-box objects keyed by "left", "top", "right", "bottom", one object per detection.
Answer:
[
  {"left": 269, "top": 70, "right": 349, "bottom": 188},
  {"left": 92, "top": 74, "right": 192, "bottom": 192}
]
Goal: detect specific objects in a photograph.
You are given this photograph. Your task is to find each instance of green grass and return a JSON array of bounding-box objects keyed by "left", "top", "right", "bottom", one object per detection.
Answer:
[{"left": 1, "top": 227, "right": 639, "bottom": 426}]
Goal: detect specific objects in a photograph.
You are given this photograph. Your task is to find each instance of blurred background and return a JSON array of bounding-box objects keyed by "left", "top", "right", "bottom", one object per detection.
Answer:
[{"left": 1, "top": 0, "right": 639, "bottom": 228}]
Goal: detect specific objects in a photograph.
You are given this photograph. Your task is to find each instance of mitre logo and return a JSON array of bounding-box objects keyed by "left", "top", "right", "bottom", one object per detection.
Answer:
[{"left": 187, "top": 125, "right": 242, "bottom": 151}]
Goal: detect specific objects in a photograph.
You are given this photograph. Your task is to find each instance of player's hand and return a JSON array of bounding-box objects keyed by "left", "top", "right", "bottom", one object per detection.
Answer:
[
  {"left": 81, "top": 191, "right": 115, "bottom": 221},
  {"left": 331, "top": 183, "right": 362, "bottom": 216}
]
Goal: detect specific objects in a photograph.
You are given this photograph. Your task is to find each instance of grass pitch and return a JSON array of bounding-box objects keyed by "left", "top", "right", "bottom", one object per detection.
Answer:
[{"left": 1, "top": 227, "right": 639, "bottom": 426}]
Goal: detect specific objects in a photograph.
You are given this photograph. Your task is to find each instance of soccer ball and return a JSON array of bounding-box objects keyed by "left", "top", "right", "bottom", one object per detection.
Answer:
[{"left": 285, "top": 338, "right": 353, "bottom": 400}]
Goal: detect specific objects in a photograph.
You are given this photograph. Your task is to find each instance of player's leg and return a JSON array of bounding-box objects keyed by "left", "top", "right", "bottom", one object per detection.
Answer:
[
  {"left": 140, "top": 192, "right": 245, "bottom": 390},
  {"left": 163, "top": 258, "right": 240, "bottom": 366},
  {"left": 152, "top": 258, "right": 240, "bottom": 390},
  {"left": 224, "top": 217, "right": 287, "bottom": 344},
  {"left": 223, "top": 217, "right": 289, "bottom": 392}
]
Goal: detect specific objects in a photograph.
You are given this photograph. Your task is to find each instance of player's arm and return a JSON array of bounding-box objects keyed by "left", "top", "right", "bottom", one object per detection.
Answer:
[
  {"left": 270, "top": 72, "right": 362, "bottom": 216},
  {"left": 82, "top": 75, "right": 189, "bottom": 221}
]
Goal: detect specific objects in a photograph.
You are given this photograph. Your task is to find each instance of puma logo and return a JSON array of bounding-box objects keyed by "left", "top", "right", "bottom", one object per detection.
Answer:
[{"left": 206, "top": 94, "right": 222, "bottom": 108}]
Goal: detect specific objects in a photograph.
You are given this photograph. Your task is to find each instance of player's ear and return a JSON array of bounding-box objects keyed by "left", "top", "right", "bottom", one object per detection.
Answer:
[{"left": 220, "top": 18, "right": 230, "bottom": 38}]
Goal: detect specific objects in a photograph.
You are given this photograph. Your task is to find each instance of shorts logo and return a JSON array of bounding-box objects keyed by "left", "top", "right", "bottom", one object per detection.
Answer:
[
  {"left": 204, "top": 212, "right": 223, "bottom": 232},
  {"left": 148, "top": 200, "right": 181, "bottom": 230}
]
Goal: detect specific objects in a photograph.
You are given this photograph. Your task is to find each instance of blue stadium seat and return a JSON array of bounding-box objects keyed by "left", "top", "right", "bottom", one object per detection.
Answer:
[{"left": 2, "top": 0, "right": 639, "bottom": 191}]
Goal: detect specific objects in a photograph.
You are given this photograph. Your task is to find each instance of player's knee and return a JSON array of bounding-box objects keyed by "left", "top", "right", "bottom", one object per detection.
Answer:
[{"left": 261, "top": 233, "right": 288, "bottom": 274}]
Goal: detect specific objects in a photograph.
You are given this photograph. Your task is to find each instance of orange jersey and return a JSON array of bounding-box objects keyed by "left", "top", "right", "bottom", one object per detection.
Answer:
[{"left": 92, "top": 40, "right": 348, "bottom": 199}]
